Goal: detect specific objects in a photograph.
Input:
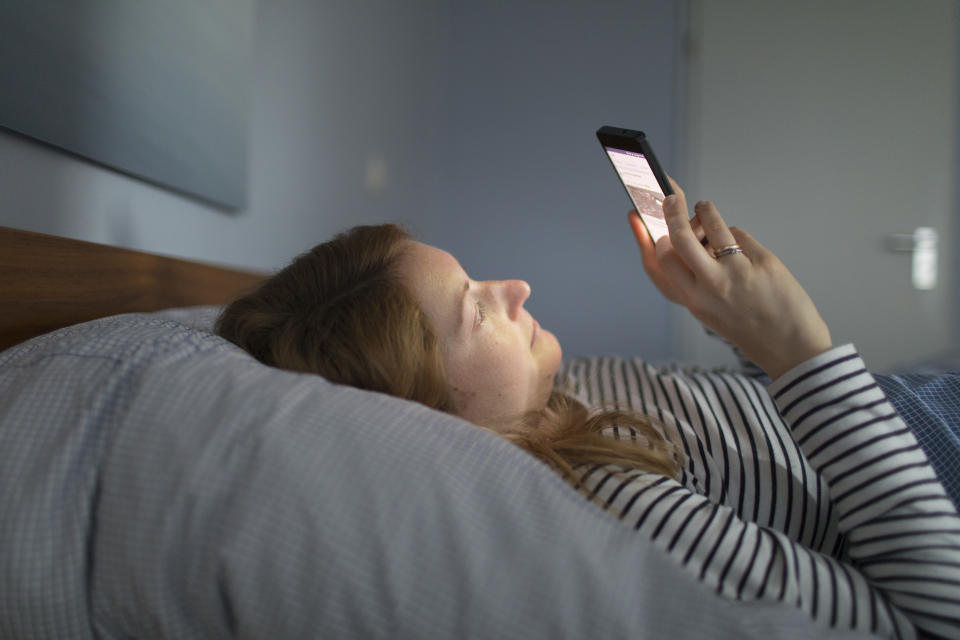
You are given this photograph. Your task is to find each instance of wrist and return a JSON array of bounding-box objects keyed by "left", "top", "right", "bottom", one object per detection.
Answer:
[{"left": 762, "top": 338, "right": 833, "bottom": 381}]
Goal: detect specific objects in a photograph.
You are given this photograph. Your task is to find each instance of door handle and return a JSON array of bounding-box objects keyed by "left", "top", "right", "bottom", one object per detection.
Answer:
[{"left": 885, "top": 227, "right": 938, "bottom": 290}]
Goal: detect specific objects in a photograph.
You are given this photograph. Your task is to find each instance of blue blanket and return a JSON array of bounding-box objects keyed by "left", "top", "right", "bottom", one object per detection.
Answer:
[{"left": 876, "top": 372, "right": 960, "bottom": 509}]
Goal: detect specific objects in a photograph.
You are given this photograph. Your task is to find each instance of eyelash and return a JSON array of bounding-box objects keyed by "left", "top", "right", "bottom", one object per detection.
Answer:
[{"left": 475, "top": 300, "right": 487, "bottom": 326}]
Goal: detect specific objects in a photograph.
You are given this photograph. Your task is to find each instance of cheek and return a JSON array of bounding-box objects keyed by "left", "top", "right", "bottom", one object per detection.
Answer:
[
  {"left": 451, "top": 348, "right": 519, "bottom": 396},
  {"left": 446, "top": 340, "right": 529, "bottom": 417},
  {"left": 449, "top": 383, "right": 479, "bottom": 413},
  {"left": 540, "top": 331, "right": 563, "bottom": 375}
]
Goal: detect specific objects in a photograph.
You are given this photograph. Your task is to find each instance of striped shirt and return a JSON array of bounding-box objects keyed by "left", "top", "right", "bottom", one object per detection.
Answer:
[{"left": 559, "top": 344, "right": 960, "bottom": 638}]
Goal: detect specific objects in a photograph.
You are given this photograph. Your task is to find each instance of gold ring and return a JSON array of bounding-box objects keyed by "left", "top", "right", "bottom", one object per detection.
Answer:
[{"left": 713, "top": 244, "right": 744, "bottom": 259}]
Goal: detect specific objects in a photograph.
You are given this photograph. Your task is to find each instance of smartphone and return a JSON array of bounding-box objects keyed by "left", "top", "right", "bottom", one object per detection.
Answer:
[{"left": 596, "top": 126, "right": 674, "bottom": 243}]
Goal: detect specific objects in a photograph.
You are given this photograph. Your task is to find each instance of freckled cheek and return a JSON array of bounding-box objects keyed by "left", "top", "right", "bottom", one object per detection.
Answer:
[
  {"left": 452, "top": 352, "right": 522, "bottom": 403},
  {"left": 448, "top": 330, "right": 530, "bottom": 402},
  {"left": 450, "top": 383, "right": 478, "bottom": 405},
  {"left": 475, "top": 345, "right": 522, "bottom": 382}
]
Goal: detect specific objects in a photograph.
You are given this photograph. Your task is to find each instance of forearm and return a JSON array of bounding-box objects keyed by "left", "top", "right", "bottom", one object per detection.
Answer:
[{"left": 770, "top": 344, "right": 960, "bottom": 638}]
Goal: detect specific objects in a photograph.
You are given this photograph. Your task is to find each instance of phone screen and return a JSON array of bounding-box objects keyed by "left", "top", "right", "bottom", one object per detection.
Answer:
[{"left": 602, "top": 146, "right": 670, "bottom": 242}]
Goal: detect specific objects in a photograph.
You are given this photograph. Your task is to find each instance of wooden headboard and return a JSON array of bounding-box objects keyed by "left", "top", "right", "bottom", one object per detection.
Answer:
[{"left": 0, "top": 226, "right": 267, "bottom": 352}]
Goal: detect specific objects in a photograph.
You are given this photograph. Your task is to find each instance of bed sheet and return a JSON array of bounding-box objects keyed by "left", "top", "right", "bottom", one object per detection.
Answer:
[
  {"left": 876, "top": 372, "right": 960, "bottom": 509},
  {"left": 1, "top": 307, "right": 870, "bottom": 639}
]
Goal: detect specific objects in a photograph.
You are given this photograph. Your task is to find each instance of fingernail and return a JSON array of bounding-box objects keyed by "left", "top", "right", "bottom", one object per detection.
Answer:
[{"left": 663, "top": 195, "right": 675, "bottom": 210}]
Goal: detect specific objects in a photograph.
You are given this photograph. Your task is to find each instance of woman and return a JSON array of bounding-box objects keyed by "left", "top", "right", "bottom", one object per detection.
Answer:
[{"left": 217, "top": 184, "right": 960, "bottom": 638}]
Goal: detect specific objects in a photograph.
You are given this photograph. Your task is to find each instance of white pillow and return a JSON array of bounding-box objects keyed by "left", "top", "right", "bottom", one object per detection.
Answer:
[{"left": 0, "top": 308, "right": 855, "bottom": 639}]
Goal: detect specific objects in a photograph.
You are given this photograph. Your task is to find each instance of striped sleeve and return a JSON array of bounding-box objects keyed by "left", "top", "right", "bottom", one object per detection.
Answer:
[
  {"left": 578, "top": 463, "right": 927, "bottom": 637},
  {"left": 770, "top": 344, "right": 960, "bottom": 638},
  {"left": 559, "top": 355, "right": 841, "bottom": 554},
  {"left": 572, "top": 345, "right": 960, "bottom": 638}
]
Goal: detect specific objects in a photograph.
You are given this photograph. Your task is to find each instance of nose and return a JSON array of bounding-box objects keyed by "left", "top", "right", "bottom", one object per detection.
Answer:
[{"left": 498, "top": 279, "right": 530, "bottom": 321}]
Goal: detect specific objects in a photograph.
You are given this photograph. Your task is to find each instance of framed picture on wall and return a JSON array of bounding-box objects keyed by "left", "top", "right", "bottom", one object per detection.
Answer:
[{"left": 0, "top": 0, "right": 253, "bottom": 209}]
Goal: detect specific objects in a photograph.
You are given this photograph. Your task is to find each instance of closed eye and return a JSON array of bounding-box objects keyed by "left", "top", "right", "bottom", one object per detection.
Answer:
[{"left": 475, "top": 300, "right": 487, "bottom": 327}]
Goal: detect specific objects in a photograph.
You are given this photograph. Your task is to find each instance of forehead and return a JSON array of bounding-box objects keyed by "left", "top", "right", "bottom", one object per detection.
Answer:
[
  {"left": 401, "top": 240, "right": 462, "bottom": 277},
  {"left": 398, "top": 240, "right": 466, "bottom": 335}
]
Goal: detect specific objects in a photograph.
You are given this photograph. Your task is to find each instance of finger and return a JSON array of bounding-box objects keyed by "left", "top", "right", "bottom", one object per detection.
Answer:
[
  {"left": 666, "top": 175, "right": 683, "bottom": 200},
  {"left": 629, "top": 210, "right": 658, "bottom": 265},
  {"left": 663, "top": 194, "right": 715, "bottom": 274},
  {"left": 664, "top": 175, "right": 688, "bottom": 213},
  {"left": 630, "top": 210, "right": 670, "bottom": 278},
  {"left": 693, "top": 200, "right": 738, "bottom": 251},
  {"left": 654, "top": 237, "right": 696, "bottom": 290},
  {"left": 664, "top": 176, "right": 705, "bottom": 243},
  {"left": 729, "top": 226, "right": 767, "bottom": 261},
  {"left": 690, "top": 215, "right": 708, "bottom": 245}
]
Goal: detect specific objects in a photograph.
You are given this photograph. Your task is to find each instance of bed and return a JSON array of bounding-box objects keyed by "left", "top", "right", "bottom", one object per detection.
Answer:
[
  {"left": 0, "top": 226, "right": 879, "bottom": 639},
  {"left": 0, "top": 226, "right": 265, "bottom": 352}
]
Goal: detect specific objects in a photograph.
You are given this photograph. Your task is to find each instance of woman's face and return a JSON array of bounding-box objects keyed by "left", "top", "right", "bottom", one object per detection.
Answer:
[{"left": 398, "top": 241, "right": 562, "bottom": 428}]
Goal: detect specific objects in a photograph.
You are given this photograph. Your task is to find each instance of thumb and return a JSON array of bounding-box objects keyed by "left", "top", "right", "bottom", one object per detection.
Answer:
[{"left": 628, "top": 209, "right": 654, "bottom": 253}]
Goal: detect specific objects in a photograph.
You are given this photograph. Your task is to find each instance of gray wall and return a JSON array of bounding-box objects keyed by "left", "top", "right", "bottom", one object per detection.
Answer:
[
  {"left": 415, "top": 2, "right": 682, "bottom": 360},
  {"left": 0, "top": 0, "right": 682, "bottom": 361},
  {"left": 0, "top": 0, "right": 252, "bottom": 208},
  {"left": 956, "top": 6, "right": 960, "bottom": 343},
  {"left": 677, "top": 0, "right": 959, "bottom": 371}
]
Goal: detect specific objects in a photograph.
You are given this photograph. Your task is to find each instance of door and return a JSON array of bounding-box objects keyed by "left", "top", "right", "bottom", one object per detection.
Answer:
[{"left": 679, "top": 0, "right": 957, "bottom": 372}]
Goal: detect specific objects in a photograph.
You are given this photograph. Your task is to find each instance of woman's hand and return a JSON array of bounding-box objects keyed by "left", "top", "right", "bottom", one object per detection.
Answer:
[{"left": 628, "top": 182, "right": 833, "bottom": 380}]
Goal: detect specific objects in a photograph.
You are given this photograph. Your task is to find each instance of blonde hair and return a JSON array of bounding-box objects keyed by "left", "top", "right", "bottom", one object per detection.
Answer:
[{"left": 216, "top": 224, "right": 682, "bottom": 488}]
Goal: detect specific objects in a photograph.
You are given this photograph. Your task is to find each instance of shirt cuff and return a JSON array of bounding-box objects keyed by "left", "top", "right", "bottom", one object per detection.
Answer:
[{"left": 766, "top": 343, "right": 860, "bottom": 398}]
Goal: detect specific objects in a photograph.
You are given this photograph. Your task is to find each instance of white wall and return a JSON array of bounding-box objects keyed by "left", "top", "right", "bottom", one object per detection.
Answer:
[{"left": 679, "top": 0, "right": 958, "bottom": 371}]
